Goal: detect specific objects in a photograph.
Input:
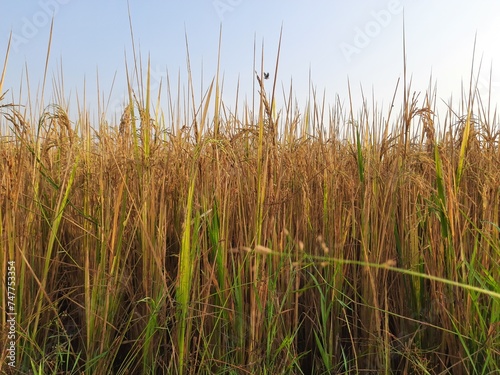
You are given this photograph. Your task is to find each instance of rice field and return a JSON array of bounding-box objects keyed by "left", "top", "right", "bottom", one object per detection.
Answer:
[{"left": 1, "top": 35, "right": 499, "bottom": 374}]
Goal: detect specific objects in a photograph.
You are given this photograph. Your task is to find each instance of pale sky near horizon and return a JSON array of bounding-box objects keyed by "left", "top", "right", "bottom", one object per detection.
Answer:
[{"left": 1, "top": 1, "right": 500, "bottom": 128}]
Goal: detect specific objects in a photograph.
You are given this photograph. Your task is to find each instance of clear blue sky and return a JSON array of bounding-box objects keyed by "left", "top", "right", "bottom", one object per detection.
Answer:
[{"left": 1, "top": 1, "right": 500, "bottom": 125}]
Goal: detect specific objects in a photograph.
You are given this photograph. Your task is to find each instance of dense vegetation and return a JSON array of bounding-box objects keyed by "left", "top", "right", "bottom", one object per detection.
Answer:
[{"left": 1, "top": 34, "right": 499, "bottom": 374}]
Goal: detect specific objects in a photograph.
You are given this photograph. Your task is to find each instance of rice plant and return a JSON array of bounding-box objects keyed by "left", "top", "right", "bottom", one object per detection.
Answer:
[{"left": 1, "top": 30, "right": 499, "bottom": 375}]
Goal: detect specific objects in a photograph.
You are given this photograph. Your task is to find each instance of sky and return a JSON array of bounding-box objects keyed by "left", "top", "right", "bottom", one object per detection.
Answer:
[{"left": 1, "top": 1, "right": 500, "bottom": 127}]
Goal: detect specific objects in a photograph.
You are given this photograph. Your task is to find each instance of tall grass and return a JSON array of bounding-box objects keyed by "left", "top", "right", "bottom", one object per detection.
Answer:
[{"left": 1, "top": 32, "right": 499, "bottom": 374}]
